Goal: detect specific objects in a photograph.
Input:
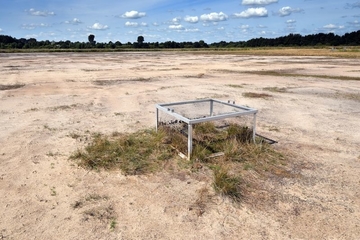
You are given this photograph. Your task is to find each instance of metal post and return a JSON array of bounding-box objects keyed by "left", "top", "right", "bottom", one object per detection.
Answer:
[
  {"left": 210, "top": 100, "right": 214, "bottom": 116},
  {"left": 156, "top": 108, "right": 159, "bottom": 132},
  {"left": 188, "top": 124, "right": 193, "bottom": 160},
  {"left": 253, "top": 113, "right": 257, "bottom": 143}
]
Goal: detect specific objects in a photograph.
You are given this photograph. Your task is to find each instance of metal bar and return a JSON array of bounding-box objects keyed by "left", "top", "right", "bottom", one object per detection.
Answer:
[
  {"left": 155, "top": 104, "right": 191, "bottom": 123},
  {"left": 210, "top": 99, "right": 214, "bottom": 116},
  {"left": 156, "top": 108, "right": 159, "bottom": 132},
  {"left": 253, "top": 113, "right": 257, "bottom": 143},
  {"left": 157, "top": 98, "right": 212, "bottom": 107},
  {"left": 212, "top": 99, "right": 257, "bottom": 111},
  {"left": 188, "top": 124, "right": 193, "bottom": 160},
  {"left": 188, "top": 110, "right": 258, "bottom": 124},
  {"left": 158, "top": 99, "right": 256, "bottom": 112}
]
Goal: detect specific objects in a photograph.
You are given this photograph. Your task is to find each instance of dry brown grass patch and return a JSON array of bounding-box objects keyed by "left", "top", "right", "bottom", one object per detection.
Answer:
[
  {"left": 242, "top": 92, "right": 273, "bottom": 98},
  {"left": 0, "top": 84, "right": 25, "bottom": 91}
]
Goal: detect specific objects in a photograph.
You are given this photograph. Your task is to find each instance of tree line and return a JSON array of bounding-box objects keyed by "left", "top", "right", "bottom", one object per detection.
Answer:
[{"left": 0, "top": 30, "right": 359, "bottom": 50}]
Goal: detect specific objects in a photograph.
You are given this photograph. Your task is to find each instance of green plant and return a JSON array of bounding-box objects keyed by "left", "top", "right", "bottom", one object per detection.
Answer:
[
  {"left": 70, "top": 124, "right": 292, "bottom": 202},
  {"left": 110, "top": 218, "right": 117, "bottom": 230},
  {"left": 70, "top": 129, "right": 173, "bottom": 175},
  {"left": 213, "top": 166, "right": 242, "bottom": 202},
  {"left": 50, "top": 187, "right": 57, "bottom": 196}
]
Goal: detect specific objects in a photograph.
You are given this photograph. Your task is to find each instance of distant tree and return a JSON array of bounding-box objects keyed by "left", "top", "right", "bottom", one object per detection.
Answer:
[
  {"left": 137, "top": 36, "right": 144, "bottom": 44},
  {"left": 88, "top": 34, "right": 95, "bottom": 45}
]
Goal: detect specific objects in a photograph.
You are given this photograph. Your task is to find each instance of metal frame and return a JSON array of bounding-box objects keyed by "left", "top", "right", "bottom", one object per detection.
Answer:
[{"left": 156, "top": 99, "right": 258, "bottom": 159}]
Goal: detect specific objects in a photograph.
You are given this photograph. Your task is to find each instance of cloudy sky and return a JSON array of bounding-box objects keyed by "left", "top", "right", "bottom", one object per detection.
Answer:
[{"left": 1, "top": 0, "right": 360, "bottom": 43}]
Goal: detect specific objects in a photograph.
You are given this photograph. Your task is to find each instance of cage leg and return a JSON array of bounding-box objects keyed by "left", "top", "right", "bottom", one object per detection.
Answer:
[
  {"left": 156, "top": 108, "right": 159, "bottom": 132},
  {"left": 253, "top": 113, "right": 257, "bottom": 143},
  {"left": 188, "top": 124, "right": 193, "bottom": 160}
]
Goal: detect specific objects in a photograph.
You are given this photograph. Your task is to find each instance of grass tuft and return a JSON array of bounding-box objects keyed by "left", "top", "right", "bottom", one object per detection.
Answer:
[
  {"left": 245, "top": 70, "right": 360, "bottom": 81},
  {"left": 70, "top": 123, "right": 292, "bottom": 202},
  {"left": 0, "top": 84, "right": 25, "bottom": 91},
  {"left": 242, "top": 92, "right": 272, "bottom": 98},
  {"left": 70, "top": 129, "right": 173, "bottom": 175},
  {"left": 213, "top": 166, "right": 242, "bottom": 202},
  {"left": 263, "top": 87, "right": 288, "bottom": 93}
]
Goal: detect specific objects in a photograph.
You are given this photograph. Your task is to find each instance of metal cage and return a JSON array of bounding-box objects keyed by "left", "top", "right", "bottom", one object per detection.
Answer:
[{"left": 155, "top": 99, "right": 258, "bottom": 159}]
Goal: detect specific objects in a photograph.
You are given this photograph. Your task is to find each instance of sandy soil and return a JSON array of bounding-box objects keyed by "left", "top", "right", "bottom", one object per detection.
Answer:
[{"left": 0, "top": 52, "right": 359, "bottom": 240}]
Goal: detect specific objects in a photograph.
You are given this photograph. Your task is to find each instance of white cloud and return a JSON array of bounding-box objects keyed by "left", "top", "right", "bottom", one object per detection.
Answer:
[
  {"left": 200, "top": 12, "right": 228, "bottom": 22},
  {"left": 140, "top": 22, "right": 148, "bottom": 27},
  {"left": 323, "top": 24, "right": 344, "bottom": 30},
  {"left": 0, "top": 28, "right": 3, "bottom": 32},
  {"left": 286, "top": 19, "right": 296, "bottom": 24},
  {"left": 89, "top": 23, "right": 109, "bottom": 30},
  {"left": 122, "top": 11, "right": 146, "bottom": 19},
  {"left": 240, "top": 25, "right": 250, "bottom": 29},
  {"left": 125, "top": 21, "right": 139, "bottom": 27},
  {"left": 323, "top": 24, "right": 337, "bottom": 29},
  {"left": 242, "top": 0, "right": 278, "bottom": 5},
  {"left": 65, "top": 18, "right": 82, "bottom": 25},
  {"left": 27, "top": 8, "right": 55, "bottom": 17},
  {"left": 185, "top": 28, "right": 199, "bottom": 32},
  {"left": 25, "top": 34, "right": 39, "bottom": 39},
  {"left": 172, "top": 17, "right": 181, "bottom": 24},
  {"left": 278, "top": 6, "right": 303, "bottom": 17},
  {"left": 169, "top": 25, "right": 185, "bottom": 30},
  {"left": 184, "top": 16, "right": 199, "bottom": 23},
  {"left": 234, "top": 8, "right": 268, "bottom": 18},
  {"left": 22, "top": 23, "right": 50, "bottom": 29}
]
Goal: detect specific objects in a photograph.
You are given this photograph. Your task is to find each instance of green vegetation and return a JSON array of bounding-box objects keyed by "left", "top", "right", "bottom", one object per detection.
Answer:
[
  {"left": 1, "top": 31, "right": 360, "bottom": 51},
  {"left": 50, "top": 187, "right": 57, "bottom": 196},
  {"left": 110, "top": 218, "right": 117, "bottom": 230},
  {"left": 213, "top": 166, "right": 242, "bottom": 201},
  {"left": 71, "top": 123, "right": 291, "bottom": 202},
  {"left": 70, "top": 129, "right": 174, "bottom": 175}
]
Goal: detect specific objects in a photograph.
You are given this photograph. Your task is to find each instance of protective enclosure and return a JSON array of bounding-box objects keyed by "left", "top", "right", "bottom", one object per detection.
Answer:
[{"left": 155, "top": 99, "right": 258, "bottom": 159}]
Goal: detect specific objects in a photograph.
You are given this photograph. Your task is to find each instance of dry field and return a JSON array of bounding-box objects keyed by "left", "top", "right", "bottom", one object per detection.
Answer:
[{"left": 0, "top": 51, "right": 360, "bottom": 239}]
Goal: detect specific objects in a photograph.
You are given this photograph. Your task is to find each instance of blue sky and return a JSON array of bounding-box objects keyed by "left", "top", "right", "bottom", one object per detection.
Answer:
[{"left": 1, "top": 0, "right": 360, "bottom": 43}]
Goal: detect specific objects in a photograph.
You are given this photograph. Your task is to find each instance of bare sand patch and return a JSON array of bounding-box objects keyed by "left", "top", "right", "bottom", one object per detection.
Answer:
[{"left": 0, "top": 52, "right": 359, "bottom": 239}]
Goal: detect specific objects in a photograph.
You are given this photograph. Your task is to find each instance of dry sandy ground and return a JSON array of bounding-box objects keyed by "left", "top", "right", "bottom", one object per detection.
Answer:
[{"left": 0, "top": 52, "right": 359, "bottom": 239}]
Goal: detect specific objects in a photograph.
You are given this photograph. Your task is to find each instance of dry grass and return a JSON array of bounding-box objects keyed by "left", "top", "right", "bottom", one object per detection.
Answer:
[
  {"left": 92, "top": 78, "right": 151, "bottom": 86},
  {"left": 70, "top": 123, "right": 292, "bottom": 202},
  {"left": 263, "top": 87, "right": 288, "bottom": 93},
  {"left": 194, "top": 47, "right": 360, "bottom": 58},
  {"left": 0, "top": 84, "right": 25, "bottom": 91},
  {"left": 226, "top": 84, "right": 244, "bottom": 88},
  {"left": 242, "top": 92, "right": 273, "bottom": 98},
  {"left": 244, "top": 70, "right": 360, "bottom": 81},
  {"left": 70, "top": 129, "right": 174, "bottom": 175}
]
